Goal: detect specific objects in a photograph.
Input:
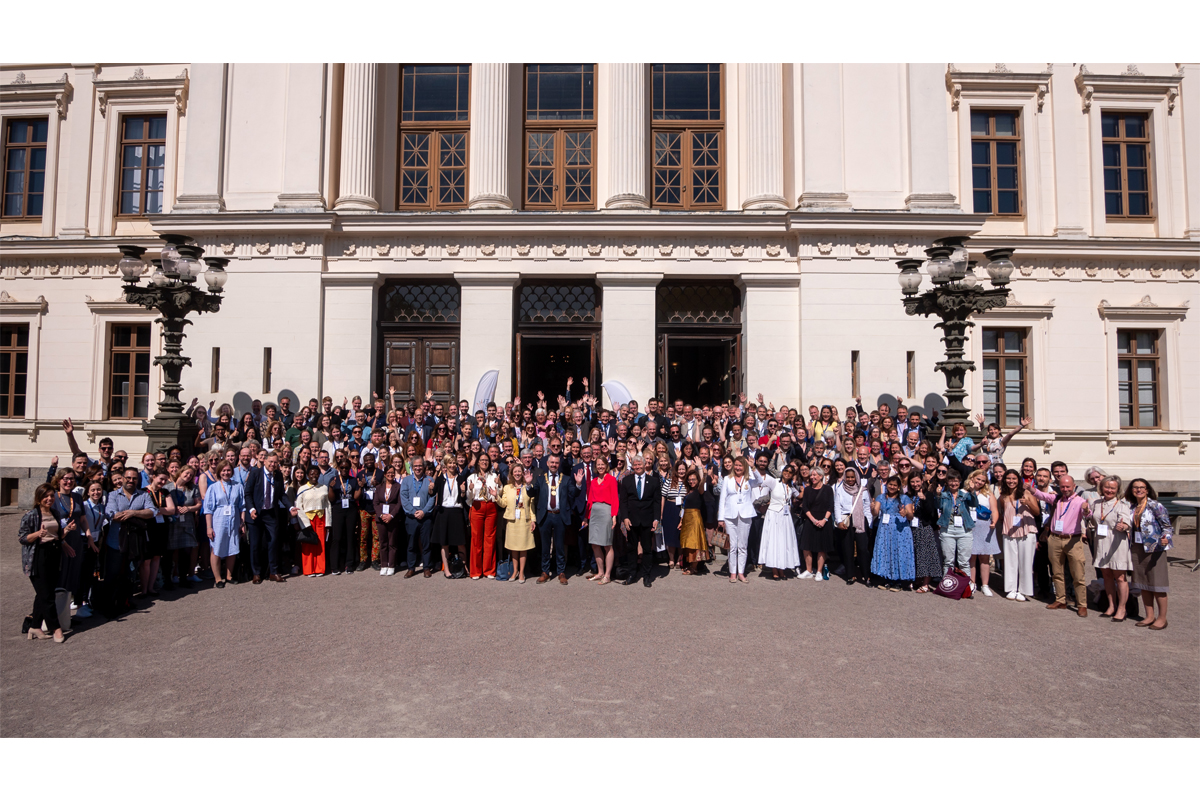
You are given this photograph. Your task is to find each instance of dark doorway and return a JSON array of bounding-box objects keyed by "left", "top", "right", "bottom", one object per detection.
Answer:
[
  {"left": 517, "top": 336, "right": 594, "bottom": 403},
  {"left": 377, "top": 282, "right": 461, "bottom": 404},
  {"left": 664, "top": 336, "right": 733, "bottom": 407}
]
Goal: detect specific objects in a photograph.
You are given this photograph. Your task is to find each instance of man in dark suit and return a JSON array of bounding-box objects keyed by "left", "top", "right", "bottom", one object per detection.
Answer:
[
  {"left": 244, "top": 452, "right": 293, "bottom": 583},
  {"left": 571, "top": 445, "right": 597, "bottom": 576},
  {"left": 534, "top": 453, "right": 575, "bottom": 585},
  {"left": 618, "top": 454, "right": 661, "bottom": 587}
]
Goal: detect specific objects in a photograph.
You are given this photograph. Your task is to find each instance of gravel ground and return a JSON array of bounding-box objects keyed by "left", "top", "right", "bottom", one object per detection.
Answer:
[{"left": 2, "top": 511, "right": 1196, "bottom": 737}]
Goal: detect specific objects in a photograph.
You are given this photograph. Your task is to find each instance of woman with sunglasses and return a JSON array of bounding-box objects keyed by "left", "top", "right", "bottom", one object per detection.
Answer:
[
  {"left": 1126, "top": 478, "right": 1173, "bottom": 630},
  {"left": 906, "top": 472, "right": 942, "bottom": 593}
]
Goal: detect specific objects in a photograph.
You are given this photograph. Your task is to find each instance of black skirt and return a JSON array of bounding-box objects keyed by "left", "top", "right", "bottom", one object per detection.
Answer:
[
  {"left": 799, "top": 519, "right": 837, "bottom": 554},
  {"left": 145, "top": 520, "right": 170, "bottom": 558},
  {"left": 661, "top": 501, "right": 682, "bottom": 548},
  {"left": 432, "top": 506, "right": 467, "bottom": 546}
]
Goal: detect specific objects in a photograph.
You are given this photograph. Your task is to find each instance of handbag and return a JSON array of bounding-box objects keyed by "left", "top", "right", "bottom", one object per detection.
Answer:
[
  {"left": 495, "top": 557, "right": 513, "bottom": 581},
  {"left": 447, "top": 551, "right": 467, "bottom": 579},
  {"left": 752, "top": 495, "right": 770, "bottom": 516},
  {"left": 707, "top": 526, "right": 730, "bottom": 551},
  {"left": 933, "top": 567, "right": 973, "bottom": 600},
  {"left": 976, "top": 500, "right": 992, "bottom": 522},
  {"left": 295, "top": 520, "right": 320, "bottom": 546}
]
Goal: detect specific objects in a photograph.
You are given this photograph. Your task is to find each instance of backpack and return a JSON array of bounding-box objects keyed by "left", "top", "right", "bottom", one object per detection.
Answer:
[{"left": 934, "top": 567, "right": 973, "bottom": 600}]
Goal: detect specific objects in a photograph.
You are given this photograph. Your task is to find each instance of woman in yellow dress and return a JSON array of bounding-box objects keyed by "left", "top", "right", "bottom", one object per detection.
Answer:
[
  {"left": 679, "top": 468, "right": 710, "bottom": 573},
  {"left": 497, "top": 462, "right": 536, "bottom": 583}
]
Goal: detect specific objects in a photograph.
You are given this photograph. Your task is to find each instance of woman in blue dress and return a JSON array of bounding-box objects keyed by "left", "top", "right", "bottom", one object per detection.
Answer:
[
  {"left": 202, "top": 461, "right": 245, "bottom": 588},
  {"left": 871, "top": 474, "right": 916, "bottom": 590}
]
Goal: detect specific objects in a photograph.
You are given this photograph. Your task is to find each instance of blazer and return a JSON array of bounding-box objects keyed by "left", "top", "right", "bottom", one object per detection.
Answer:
[
  {"left": 618, "top": 472, "right": 661, "bottom": 528},
  {"left": 534, "top": 470, "right": 576, "bottom": 526},
  {"left": 372, "top": 481, "right": 402, "bottom": 521},
  {"left": 432, "top": 473, "right": 469, "bottom": 515},
  {"left": 244, "top": 465, "right": 288, "bottom": 513},
  {"left": 399, "top": 474, "right": 435, "bottom": 516}
]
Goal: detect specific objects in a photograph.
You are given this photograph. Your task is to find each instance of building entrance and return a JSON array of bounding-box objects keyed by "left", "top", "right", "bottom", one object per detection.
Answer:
[
  {"left": 656, "top": 281, "right": 742, "bottom": 406},
  {"left": 514, "top": 282, "right": 601, "bottom": 400},
  {"left": 377, "top": 282, "right": 461, "bottom": 405}
]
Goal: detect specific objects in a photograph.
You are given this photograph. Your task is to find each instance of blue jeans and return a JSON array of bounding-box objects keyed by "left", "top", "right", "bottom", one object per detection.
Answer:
[
  {"left": 539, "top": 512, "right": 568, "bottom": 575},
  {"left": 940, "top": 525, "right": 972, "bottom": 572},
  {"left": 405, "top": 515, "right": 433, "bottom": 570}
]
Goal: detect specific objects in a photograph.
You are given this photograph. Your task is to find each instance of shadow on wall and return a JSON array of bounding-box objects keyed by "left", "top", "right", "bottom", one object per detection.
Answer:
[
  {"left": 907, "top": 393, "right": 947, "bottom": 419},
  {"left": 227, "top": 390, "right": 301, "bottom": 416}
]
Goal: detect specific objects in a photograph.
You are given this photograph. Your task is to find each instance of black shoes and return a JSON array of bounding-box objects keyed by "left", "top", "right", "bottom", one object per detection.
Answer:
[{"left": 643, "top": 576, "right": 652, "bottom": 588}]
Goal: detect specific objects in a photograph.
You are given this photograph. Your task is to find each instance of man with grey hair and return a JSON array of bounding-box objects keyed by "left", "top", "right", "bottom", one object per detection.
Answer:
[{"left": 617, "top": 454, "right": 661, "bottom": 587}]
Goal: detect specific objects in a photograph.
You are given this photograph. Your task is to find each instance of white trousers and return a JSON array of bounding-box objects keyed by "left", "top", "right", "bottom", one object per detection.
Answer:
[
  {"left": 1001, "top": 534, "right": 1035, "bottom": 596},
  {"left": 724, "top": 517, "right": 753, "bottom": 575}
]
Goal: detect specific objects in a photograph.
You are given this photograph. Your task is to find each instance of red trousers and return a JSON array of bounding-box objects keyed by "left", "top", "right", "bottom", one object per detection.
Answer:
[
  {"left": 300, "top": 515, "right": 326, "bottom": 575},
  {"left": 470, "top": 501, "right": 497, "bottom": 578}
]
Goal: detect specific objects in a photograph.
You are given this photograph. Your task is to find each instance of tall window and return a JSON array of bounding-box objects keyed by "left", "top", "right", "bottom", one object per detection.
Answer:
[
  {"left": 108, "top": 323, "right": 151, "bottom": 419},
  {"left": 982, "top": 328, "right": 1027, "bottom": 427},
  {"left": 1102, "top": 112, "right": 1152, "bottom": 218},
  {"left": 0, "top": 323, "right": 29, "bottom": 418},
  {"left": 652, "top": 64, "right": 723, "bottom": 209},
  {"left": 524, "top": 64, "right": 595, "bottom": 210},
  {"left": 398, "top": 64, "right": 470, "bottom": 209},
  {"left": 1117, "top": 330, "right": 1159, "bottom": 429},
  {"left": 119, "top": 115, "right": 167, "bottom": 216},
  {"left": 3, "top": 118, "right": 48, "bottom": 218},
  {"left": 970, "top": 110, "right": 1021, "bottom": 216}
]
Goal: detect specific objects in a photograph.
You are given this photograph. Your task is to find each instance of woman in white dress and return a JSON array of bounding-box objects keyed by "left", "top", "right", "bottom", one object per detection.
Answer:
[
  {"left": 1090, "top": 475, "right": 1133, "bottom": 621},
  {"left": 759, "top": 464, "right": 801, "bottom": 580}
]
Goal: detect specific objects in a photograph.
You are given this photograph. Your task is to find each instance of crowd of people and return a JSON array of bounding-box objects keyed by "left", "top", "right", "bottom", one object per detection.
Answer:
[{"left": 18, "top": 382, "right": 1176, "bottom": 643}]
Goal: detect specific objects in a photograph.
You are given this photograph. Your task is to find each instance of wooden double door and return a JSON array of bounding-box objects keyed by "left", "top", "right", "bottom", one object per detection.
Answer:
[{"left": 384, "top": 335, "right": 458, "bottom": 405}]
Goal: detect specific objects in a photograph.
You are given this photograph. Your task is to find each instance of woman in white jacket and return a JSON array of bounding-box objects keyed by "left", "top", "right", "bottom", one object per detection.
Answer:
[{"left": 718, "top": 456, "right": 759, "bottom": 584}]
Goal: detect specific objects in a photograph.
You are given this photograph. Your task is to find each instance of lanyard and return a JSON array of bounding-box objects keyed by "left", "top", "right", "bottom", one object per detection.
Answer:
[
  {"left": 1054, "top": 495, "right": 1078, "bottom": 526},
  {"left": 218, "top": 481, "right": 231, "bottom": 504}
]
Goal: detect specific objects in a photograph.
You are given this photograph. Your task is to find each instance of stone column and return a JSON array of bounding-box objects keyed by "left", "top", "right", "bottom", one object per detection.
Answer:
[
  {"left": 468, "top": 64, "right": 513, "bottom": 209},
  {"left": 905, "top": 63, "right": 959, "bottom": 210},
  {"left": 174, "top": 63, "right": 227, "bottom": 212},
  {"left": 740, "top": 274, "right": 801, "bottom": 407},
  {"left": 596, "top": 272, "right": 662, "bottom": 404},
  {"left": 605, "top": 63, "right": 648, "bottom": 208},
  {"left": 742, "top": 63, "right": 787, "bottom": 210},
  {"left": 276, "top": 63, "right": 328, "bottom": 211},
  {"left": 334, "top": 63, "right": 379, "bottom": 211},
  {"left": 797, "top": 63, "right": 851, "bottom": 209},
  {"left": 456, "top": 273, "right": 519, "bottom": 401},
  {"left": 1050, "top": 63, "right": 1088, "bottom": 237},
  {"left": 1180, "top": 64, "right": 1200, "bottom": 239}
]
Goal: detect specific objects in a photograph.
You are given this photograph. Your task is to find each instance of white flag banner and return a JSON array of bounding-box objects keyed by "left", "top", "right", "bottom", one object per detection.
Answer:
[
  {"left": 472, "top": 370, "right": 500, "bottom": 413},
  {"left": 602, "top": 380, "right": 633, "bottom": 408}
]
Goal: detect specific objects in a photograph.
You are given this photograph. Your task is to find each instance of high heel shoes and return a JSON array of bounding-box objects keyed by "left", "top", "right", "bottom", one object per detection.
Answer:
[{"left": 27, "top": 628, "right": 50, "bottom": 640}]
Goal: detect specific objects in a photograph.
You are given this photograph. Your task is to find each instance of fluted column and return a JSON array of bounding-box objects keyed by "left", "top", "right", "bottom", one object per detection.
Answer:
[
  {"left": 468, "top": 63, "right": 513, "bottom": 209},
  {"left": 742, "top": 63, "right": 787, "bottom": 210},
  {"left": 605, "top": 63, "right": 648, "bottom": 208},
  {"left": 334, "top": 63, "right": 379, "bottom": 211}
]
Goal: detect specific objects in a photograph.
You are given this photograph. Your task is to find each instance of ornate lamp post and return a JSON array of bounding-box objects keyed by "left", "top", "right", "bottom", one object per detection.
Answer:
[
  {"left": 896, "top": 236, "right": 1015, "bottom": 434},
  {"left": 118, "top": 234, "right": 228, "bottom": 456}
]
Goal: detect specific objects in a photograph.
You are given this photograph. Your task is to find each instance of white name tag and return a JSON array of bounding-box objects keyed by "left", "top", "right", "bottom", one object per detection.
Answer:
[
  {"left": 953, "top": 515, "right": 963, "bottom": 527},
  {"left": 365, "top": 488, "right": 374, "bottom": 500},
  {"left": 415, "top": 493, "right": 424, "bottom": 507},
  {"left": 1054, "top": 519, "right": 1064, "bottom": 533},
  {"left": 675, "top": 496, "right": 683, "bottom": 506},
  {"left": 515, "top": 507, "right": 522, "bottom": 520},
  {"left": 154, "top": 514, "right": 164, "bottom": 524},
  {"left": 1011, "top": 515, "right": 1022, "bottom": 530},
  {"left": 341, "top": 498, "right": 349, "bottom": 509},
  {"left": 1097, "top": 523, "right": 1110, "bottom": 538},
  {"left": 221, "top": 506, "right": 232, "bottom": 517},
  {"left": 882, "top": 513, "right": 891, "bottom": 525},
  {"left": 381, "top": 504, "right": 389, "bottom": 516}
]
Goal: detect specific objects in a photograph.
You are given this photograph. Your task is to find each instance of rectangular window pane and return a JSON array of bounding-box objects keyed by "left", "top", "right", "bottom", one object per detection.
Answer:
[
  {"left": 1135, "top": 331, "right": 1155, "bottom": 353},
  {"left": 995, "top": 142, "right": 1017, "bottom": 166},
  {"left": 982, "top": 329, "right": 998, "bottom": 352},
  {"left": 997, "top": 166, "right": 1018, "bottom": 189},
  {"left": 1102, "top": 143, "right": 1121, "bottom": 168},
  {"left": 135, "top": 324, "right": 150, "bottom": 347},
  {"left": 1103, "top": 167, "right": 1121, "bottom": 191},
  {"left": 970, "top": 112, "right": 989, "bottom": 135},
  {"left": 401, "top": 65, "right": 470, "bottom": 122},
  {"left": 972, "top": 166, "right": 991, "bottom": 189},
  {"left": 31, "top": 119, "right": 48, "bottom": 143},
  {"left": 994, "top": 113, "right": 1017, "bottom": 136},
  {"left": 526, "top": 64, "right": 594, "bottom": 121},
  {"left": 1124, "top": 115, "right": 1145, "bottom": 138},
  {"left": 1002, "top": 331, "right": 1022, "bottom": 352},
  {"left": 973, "top": 190, "right": 992, "bottom": 214},
  {"left": 8, "top": 120, "right": 30, "bottom": 143},
  {"left": 1127, "top": 193, "right": 1149, "bottom": 216},
  {"left": 997, "top": 189, "right": 1018, "bottom": 214},
  {"left": 1126, "top": 144, "right": 1146, "bottom": 168},
  {"left": 971, "top": 142, "right": 991, "bottom": 166},
  {"left": 123, "top": 116, "right": 145, "bottom": 140},
  {"left": 1101, "top": 114, "right": 1118, "bottom": 139},
  {"left": 1105, "top": 192, "right": 1122, "bottom": 216},
  {"left": 1117, "top": 331, "right": 1131, "bottom": 353}
]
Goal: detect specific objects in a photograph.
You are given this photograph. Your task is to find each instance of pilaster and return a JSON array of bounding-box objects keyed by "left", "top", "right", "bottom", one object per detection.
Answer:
[
  {"left": 596, "top": 272, "right": 662, "bottom": 405},
  {"left": 905, "top": 63, "right": 960, "bottom": 210},
  {"left": 173, "top": 63, "right": 227, "bottom": 212},
  {"left": 468, "top": 64, "right": 513, "bottom": 210},
  {"left": 605, "top": 64, "right": 648, "bottom": 209},
  {"left": 739, "top": 274, "right": 801, "bottom": 407},
  {"left": 1050, "top": 63, "right": 1089, "bottom": 237},
  {"left": 798, "top": 63, "right": 851, "bottom": 209},
  {"left": 742, "top": 63, "right": 787, "bottom": 210},
  {"left": 456, "top": 272, "right": 519, "bottom": 401},
  {"left": 333, "top": 63, "right": 379, "bottom": 212},
  {"left": 275, "top": 63, "right": 328, "bottom": 211}
]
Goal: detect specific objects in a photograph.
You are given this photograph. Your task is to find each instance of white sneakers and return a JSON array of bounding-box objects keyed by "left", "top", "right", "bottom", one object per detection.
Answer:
[
  {"left": 980, "top": 585, "right": 994, "bottom": 597},
  {"left": 380, "top": 567, "right": 391, "bottom": 577},
  {"left": 798, "top": 571, "right": 814, "bottom": 580},
  {"left": 812, "top": 573, "right": 825, "bottom": 582},
  {"left": 1006, "top": 591, "right": 1018, "bottom": 600},
  {"left": 1015, "top": 592, "right": 1028, "bottom": 602}
]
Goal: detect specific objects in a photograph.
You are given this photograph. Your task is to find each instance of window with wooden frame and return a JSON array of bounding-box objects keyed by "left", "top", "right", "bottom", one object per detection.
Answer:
[
  {"left": 3, "top": 118, "right": 49, "bottom": 219},
  {"left": 118, "top": 115, "right": 167, "bottom": 216},
  {"left": 1102, "top": 112, "right": 1152, "bottom": 218},
  {"left": 0, "top": 323, "right": 30, "bottom": 418},
  {"left": 524, "top": 64, "right": 595, "bottom": 210},
  {"left": 970, "top": 110, "right": 1022, "bottom": 216},
  {"left": 982, "top": 328, "right": 1027, "bottom": 428},
  {"left": 398, "top": 64, "right": 470, "bottom": 210},
  {"left": 651, "top": 64, "right": 723, "bottom": 209},
  {"left": 1117, "top": 330, "right": 1160, "bottom": 429},
  {"left": 108, "top": 323, "right": 151, "bottom": 420}
]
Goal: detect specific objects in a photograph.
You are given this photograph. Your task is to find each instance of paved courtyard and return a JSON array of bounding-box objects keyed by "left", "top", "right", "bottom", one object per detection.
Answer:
[{"left": 2, "top": 510, "right": 1196, "bottom": 737}]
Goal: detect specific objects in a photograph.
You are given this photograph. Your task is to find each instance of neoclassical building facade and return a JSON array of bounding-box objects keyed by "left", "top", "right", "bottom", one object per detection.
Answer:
[{"left": 1, "top": 62, "right": 1198, "bottom": 497}]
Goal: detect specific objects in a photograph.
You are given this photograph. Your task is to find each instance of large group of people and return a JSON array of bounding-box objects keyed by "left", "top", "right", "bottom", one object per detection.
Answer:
[{"left": 18, "top": 382, "right": 1177, "bottom": 643}]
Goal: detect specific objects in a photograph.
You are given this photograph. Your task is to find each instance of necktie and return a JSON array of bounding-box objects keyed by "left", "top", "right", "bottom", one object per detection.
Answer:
[
  {"left": 550, "top": 475, "right": 557, "bottom": 510},
  {"left": 264, "top": 476, "right": 272, "bottom": 508},
  {"left": 637, "top": 476, "right": 643, "bottom": 499}
]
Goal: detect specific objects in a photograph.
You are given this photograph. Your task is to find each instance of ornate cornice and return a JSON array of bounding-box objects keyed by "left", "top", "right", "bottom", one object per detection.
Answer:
[
  {"left": 0, "top": 289, "right": 47, "bottom": 314},
  {"left": 0, "top": 72, "right": 73, "bottom": 118},
  {"left": 945, "top": 64, "right": 1052, "bottom": 112},
  {"left": 94, "top": 68, "right": 188, "bottom": 116},
  {"left": 1074, "top": 64, "right": 1183, "bottom": 114},
  {"left": 1097, "top": 295, "right": 1189, "bottom": 321}
]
